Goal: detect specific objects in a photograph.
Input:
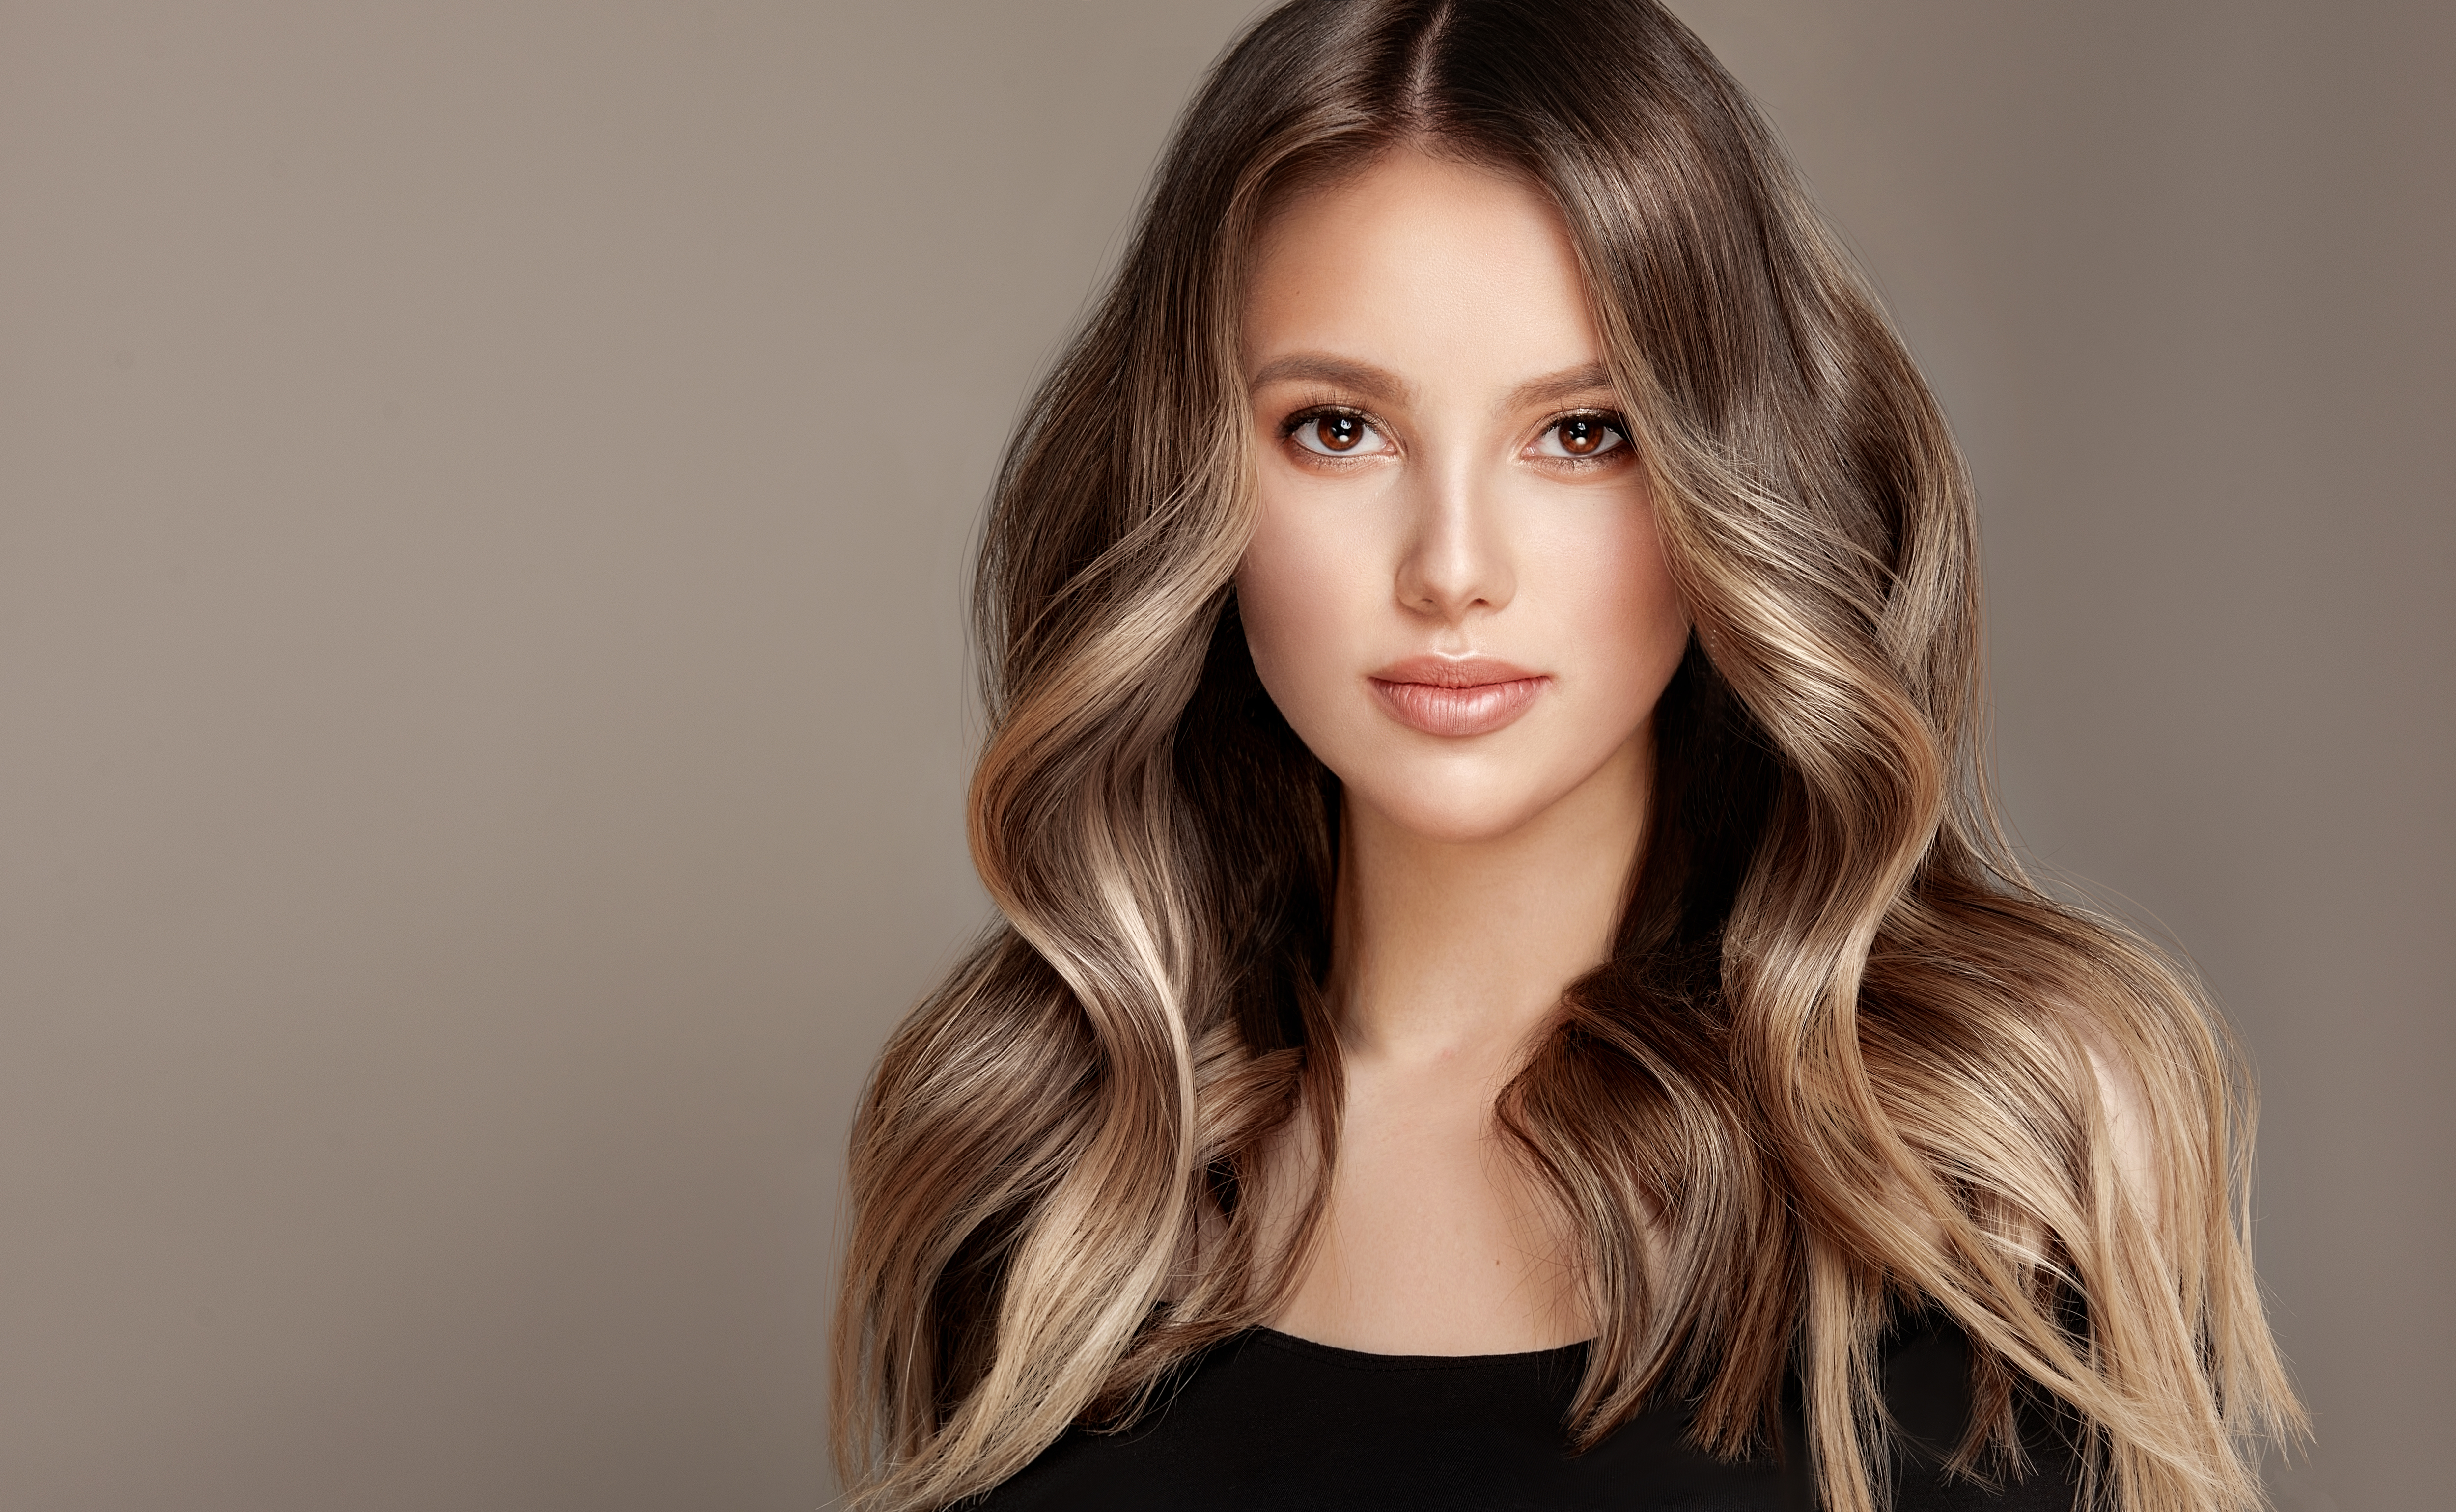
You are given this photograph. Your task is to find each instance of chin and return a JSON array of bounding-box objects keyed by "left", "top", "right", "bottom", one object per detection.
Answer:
[{"left": 1344, "top": 771, "right": 1566, "bottom": 846}]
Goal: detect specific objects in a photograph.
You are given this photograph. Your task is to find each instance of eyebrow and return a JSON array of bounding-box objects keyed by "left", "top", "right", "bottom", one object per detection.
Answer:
[
  {"left": 1506, "top": 361, "right": 1618, "bottom": 409},
  {"left": 1245, "top": 353, "right": 1619, "bottom": 412},
  {"left": 1246, "top": 352, "right": 1411, "bottom": 405}
]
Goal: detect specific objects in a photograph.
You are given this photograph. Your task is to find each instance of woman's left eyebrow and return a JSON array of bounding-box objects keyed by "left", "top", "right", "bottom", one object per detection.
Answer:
[{"left": 1505, "top": 362, "right": 1617, "bottom": 409}]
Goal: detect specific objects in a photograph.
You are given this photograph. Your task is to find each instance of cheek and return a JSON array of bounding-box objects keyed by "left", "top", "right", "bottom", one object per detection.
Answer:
[
  {"left": 1531, "top": 492, "right": 1690, "bottom": 704},
  {"left": 1233, "top": 495, "right": 1360, "bottom": 729},
  {"left": 1605, "top": 524, "right": 1690, "bottom": 670},
  {"left": 1234, "top": 465, "right": 1691, "bottom": 833}
]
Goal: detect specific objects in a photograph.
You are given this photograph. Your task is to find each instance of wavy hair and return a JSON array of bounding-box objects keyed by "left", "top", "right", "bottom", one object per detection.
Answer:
[{"left": 832, "top": 3, "right": 2301, "bottom": 1508}]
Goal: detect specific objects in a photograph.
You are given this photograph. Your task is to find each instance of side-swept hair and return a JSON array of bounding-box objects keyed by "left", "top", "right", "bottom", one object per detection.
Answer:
[{"left": 833, "top": 3, "right": 2301, "bottom": 1508}]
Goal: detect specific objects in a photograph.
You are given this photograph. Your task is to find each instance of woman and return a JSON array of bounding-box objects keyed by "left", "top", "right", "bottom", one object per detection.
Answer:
[{"left": 833, "top": 2, "right": 2300, "bottom": 1508}]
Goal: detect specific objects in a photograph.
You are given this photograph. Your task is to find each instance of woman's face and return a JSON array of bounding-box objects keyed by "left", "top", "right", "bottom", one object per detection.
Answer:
[{"left": 1236, "top": 150, "right": 1691, "bottom": 845}]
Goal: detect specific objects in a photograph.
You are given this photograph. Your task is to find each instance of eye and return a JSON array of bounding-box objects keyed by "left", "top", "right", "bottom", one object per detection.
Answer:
[
  {"left": 1286, "top": 410, "right": 1391, "bottom": 458},
  {"left": 1531, "top": 412, "right": 1629, "bottom": 461}
]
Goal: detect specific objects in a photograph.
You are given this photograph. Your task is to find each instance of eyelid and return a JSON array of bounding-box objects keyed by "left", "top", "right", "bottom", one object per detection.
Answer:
[
  {"left": 1276, "top": 399, "right": 1382, "bottom": 435},
  {"left": 1270, "top": 403, "right": 1628, "bottom": 461},
  {"left": 1281, "top": 403, "right": 1398, "bottom": 459},
  {"left": 1527, "top": 408, "right": 1632, "bottom": 461}
]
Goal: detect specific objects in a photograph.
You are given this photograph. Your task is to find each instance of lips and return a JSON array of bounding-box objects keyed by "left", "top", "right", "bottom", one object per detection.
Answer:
[{"left": 1367, "top": 655, "right": 1549, "bottom": 738}]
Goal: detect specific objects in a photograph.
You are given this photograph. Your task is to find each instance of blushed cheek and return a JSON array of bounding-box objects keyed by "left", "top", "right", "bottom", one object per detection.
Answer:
[
  {"left": 1233, "top": 511, "right": 1349, "bottom": 738},
  {"left": 1613, "top": 531, "right": 1689, "bottom": 658},
  {"left": 1567, "top": 503, "right": 1689, "bottom": 715}
]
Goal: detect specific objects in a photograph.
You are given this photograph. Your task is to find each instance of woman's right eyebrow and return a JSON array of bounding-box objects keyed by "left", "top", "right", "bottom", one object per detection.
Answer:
[{"left": 1246, "top": 352, "right": 1411, "bottom": 406}]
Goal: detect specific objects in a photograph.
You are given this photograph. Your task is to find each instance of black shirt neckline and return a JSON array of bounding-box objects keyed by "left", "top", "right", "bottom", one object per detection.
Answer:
[{"left": 1245, "top": 1324, "right": 1591, "bottom": 1372}]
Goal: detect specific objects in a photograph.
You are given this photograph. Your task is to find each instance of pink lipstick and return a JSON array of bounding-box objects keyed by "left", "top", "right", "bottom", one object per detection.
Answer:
[{"left": 1368, "top": 655, "right": 1549, "bottom": 738}]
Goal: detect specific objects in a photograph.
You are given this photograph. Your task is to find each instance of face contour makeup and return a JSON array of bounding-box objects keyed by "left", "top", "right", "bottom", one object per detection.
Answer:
[{"left": 1233, "top": 150, "right": 1691, "bottom": 846}]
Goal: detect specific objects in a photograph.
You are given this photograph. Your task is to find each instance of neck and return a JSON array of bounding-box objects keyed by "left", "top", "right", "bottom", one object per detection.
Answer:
[{"left": 1328, "top": 731, "right": 1650, "bottom": 1074}]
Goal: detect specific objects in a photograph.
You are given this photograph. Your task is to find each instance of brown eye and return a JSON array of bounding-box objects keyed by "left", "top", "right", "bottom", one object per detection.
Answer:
[
  {"left": 1289, "top": 411, "right": 1388, "bottom": 457},
  {"left": 1558, "top": 416, "right": 1607, "bottom": 455},
  {"left": 1534, "top": 413, "right": 1627, "bottom": 461}
]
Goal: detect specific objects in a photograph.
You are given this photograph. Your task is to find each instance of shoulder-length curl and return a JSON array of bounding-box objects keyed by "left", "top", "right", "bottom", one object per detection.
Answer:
[{"left": 832, "top": 3, "right": 2300, "bottom": 1509}]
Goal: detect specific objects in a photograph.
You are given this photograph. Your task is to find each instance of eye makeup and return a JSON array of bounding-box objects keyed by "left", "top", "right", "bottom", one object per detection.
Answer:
[{"left": 1268, "top": 403, "right": 1633, "bottom": 469}]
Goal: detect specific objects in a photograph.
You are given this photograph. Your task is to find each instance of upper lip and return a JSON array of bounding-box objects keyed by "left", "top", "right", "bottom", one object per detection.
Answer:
[{"left": 1368, "top": 654, "right": 1545, "bottom": 688}]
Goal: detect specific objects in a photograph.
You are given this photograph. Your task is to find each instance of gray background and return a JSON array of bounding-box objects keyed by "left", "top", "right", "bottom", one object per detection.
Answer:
[{"left": 2, "top": 2, "right": 2446, "bottom": 1509}]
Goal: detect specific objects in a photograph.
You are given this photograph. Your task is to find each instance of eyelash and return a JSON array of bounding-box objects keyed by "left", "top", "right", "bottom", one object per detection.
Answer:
[
  {"left": 1276, "top": 405, "right": 1632, "bottom": 466},
  {"left": 1278, "top": 406, "right": 1383, "bottom": 460}
]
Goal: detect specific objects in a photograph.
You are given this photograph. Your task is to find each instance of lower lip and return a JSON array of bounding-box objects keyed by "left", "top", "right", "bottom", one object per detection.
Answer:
[{"left": 1369, "top": 676, "right": 1547, "bottom": 737}]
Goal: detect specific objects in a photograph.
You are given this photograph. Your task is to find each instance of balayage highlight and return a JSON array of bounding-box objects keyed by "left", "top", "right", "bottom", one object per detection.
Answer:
[{"left": 832, "top": 3, "right": 2302, "bottom": 1509}]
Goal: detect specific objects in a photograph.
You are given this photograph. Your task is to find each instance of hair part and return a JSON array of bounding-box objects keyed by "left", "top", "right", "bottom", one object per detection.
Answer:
[{"left": 833, "top": 4, "right": 2302, "bottom": 1509}]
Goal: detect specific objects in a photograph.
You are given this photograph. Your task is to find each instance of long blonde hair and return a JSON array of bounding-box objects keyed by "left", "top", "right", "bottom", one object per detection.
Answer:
[{"left": 832, "top": 3, "right": 2301, "bottom": 1508}]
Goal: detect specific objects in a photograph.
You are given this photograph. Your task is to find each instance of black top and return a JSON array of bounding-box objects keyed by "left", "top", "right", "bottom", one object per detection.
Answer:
[{"left": 970, "top": 1316, "right": 2078, "bottom": 1511}]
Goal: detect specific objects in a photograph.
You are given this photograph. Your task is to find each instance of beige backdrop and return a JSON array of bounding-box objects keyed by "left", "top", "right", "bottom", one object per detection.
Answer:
[{"left": 3, "top": 3, "right": 2447, "bottom": 1509}]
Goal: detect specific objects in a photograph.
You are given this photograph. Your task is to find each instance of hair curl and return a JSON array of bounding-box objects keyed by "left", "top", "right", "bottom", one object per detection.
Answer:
[{"left": 832, "top": 4, "right": 2301, "bottom": 1509}]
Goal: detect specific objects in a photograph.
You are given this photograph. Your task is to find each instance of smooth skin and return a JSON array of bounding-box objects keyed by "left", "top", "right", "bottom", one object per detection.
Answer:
[
  {"left": 1234, "top": 150, "right": 2162, "bottom": 1359},
  {"left": 1236, "top": 149, "right": 1690, "bottom": 1356}
]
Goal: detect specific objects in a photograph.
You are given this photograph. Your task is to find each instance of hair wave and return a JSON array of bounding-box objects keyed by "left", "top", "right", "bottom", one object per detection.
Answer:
[{"left": 832, "top": 3, "right": 2301, "bottom": 1509}]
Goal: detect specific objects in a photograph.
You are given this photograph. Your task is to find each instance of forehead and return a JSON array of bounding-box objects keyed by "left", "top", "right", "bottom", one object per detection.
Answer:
[{"left": 1242, "top": 149, "right": 1602, "bottom": 385}]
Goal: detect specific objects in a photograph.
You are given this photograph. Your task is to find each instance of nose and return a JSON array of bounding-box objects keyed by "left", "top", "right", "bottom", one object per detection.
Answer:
[{"left": 1394, "top": 455, "right": 1514, "bottom": 623}]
